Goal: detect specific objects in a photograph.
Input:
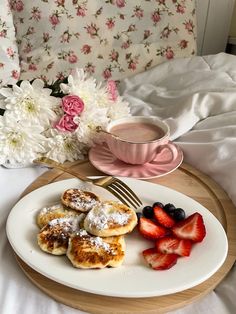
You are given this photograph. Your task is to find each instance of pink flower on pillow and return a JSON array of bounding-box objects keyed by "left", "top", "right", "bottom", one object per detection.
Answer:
[
  {"left": 61, "top": 95, "right": 84, "bottom": 116},
  {"left": 55, "top": 114, "right": 78, "bottom": 132},
  {"left": 116, "top": 0, "right": 125, "bottom": 8},
  {"left": 68, "top": 54, "right": 78, "bottom": 64},
  {"left": 103, "top": 68, "right": 112, "bottom": 80}
]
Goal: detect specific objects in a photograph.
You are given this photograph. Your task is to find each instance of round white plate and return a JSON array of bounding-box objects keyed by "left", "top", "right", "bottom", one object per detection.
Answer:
[{"left": 6, "top": 178, "right": 228, "bottom": 298}]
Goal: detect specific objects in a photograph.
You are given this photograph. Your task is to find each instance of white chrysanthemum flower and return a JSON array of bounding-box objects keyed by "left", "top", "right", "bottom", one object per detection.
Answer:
[
  {"left": 0, "top": 95, "right": 5, "bottom": 110},
  {"left": 60, "top": 69, "right": 97, "bottom": 107},
  {"left": 44, "top": 129, "right": 86, "bottom": 163},
  {"left": 74, "top": 106, "right": 109, "bottom": 146},
  {"left": 107, "top": 96, "right": 131, "bottom": 120},
  {"left": 0, "top": 79, "right": 59, "bottom": 127},
  {"left": 0, "top": 115, "right": 47, "bottom": 165}
]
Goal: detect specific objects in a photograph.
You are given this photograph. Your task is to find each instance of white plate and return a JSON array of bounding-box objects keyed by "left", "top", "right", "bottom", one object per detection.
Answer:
[{"left": 6, "top": 178, "right": 228, "bottom": 298}]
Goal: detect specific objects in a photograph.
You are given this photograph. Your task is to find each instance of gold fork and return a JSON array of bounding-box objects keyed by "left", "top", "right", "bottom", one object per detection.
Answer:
[{"left": 33, "top": 157, "right": 142, "bottom": 209}]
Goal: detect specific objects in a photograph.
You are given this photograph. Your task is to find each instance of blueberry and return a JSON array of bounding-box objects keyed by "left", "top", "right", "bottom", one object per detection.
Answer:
[
  {"left": 152, "top": 202, "right": 164, "bottom": 209},
  {"left": 173, "top": 208, "right": 186, "bottom": 221},
  {"left": 142, "top": 206, "right": 154, "bottom": 219},
  {"left": 163, "top": 203, "right": 176, "bottom": 214},
  {"left": 136, "top": 212, "right": 143, "bottom": 220}
]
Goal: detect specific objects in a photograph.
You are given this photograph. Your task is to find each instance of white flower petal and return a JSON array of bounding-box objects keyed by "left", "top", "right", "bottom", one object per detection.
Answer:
[
  {"left": 32, "top": 79, "right": 45, "bottom": 90},
  {"left": 0, "top": 88, "right": 13, "bottom": 98}
]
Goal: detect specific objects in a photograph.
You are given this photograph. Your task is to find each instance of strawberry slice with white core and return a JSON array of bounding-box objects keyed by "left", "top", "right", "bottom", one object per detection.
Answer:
[
  {"left": 153, "top": 205, "right": 175, "bottom": 228},
  {"left": 156, "top": 236, "right": 192, "bottom": 257},
  {"left": 172, "top": 212, "right": 206, "bottom": 242},
  {"left": 142, "top": 248, "right": 178, "bottom": 270},
  {"left": 139, "top": 217, "right": 168, "bottom": 240}
]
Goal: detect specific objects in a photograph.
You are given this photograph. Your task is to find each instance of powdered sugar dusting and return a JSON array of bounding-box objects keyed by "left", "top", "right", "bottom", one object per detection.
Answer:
[
  {"left": 91, "top": 237, "right": 111, "bottom": 252},
  {"left": 76, "top": 229, "right": 114, "bottom": 253},
  {"left": 76, "top": 229, "right": 88, "bottom": 237},
  {"left": 71, "top": 195, "right": 99, "bottom": 211},
  {"left": 86, "top": 203, "right": 130, "bottom": 230},
  {"left": 39, "top": 203, "right": 62, "bottom": 215},
  {"left": 49, "top": 214, "right": 84, "bottom": 233}
]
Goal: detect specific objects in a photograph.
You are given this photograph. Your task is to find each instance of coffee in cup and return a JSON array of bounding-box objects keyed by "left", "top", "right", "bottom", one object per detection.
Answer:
[{"left": 105, "top": 116, "right": 178, "bottom": 165}]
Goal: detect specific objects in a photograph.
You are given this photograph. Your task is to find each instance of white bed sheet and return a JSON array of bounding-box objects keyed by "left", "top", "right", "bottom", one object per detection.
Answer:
[{"left": 1, "top": 52, "right": 236, "bottom": 314}]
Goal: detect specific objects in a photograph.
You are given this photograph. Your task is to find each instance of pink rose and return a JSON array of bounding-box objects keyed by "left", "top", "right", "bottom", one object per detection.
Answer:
[
  {"left": 107, "top": 80, "right": 118, "bottom": 101},
  {"left": 110, "top": 50, "right": 119, "bottom": 62},
  {"left": 56, "top": 0, "right": 65, "bottom": 5},
  {"left": 116, "top": 0, "right": 125, "bottom": 8},
  {"left": 77, "top": 7, "right": 86, "bottom": 16},
  {"left": 61, "top": 95, "right": 84, "bottom": 116},
  {"left": 7, "top": 47, "right": 15, "bottom": 58},
  {"left": 179, "top": 39, "right": 188, "bottom": 49},
  {"left": 165, "top": 48, "right": 174, "bottom": 60},
  {"left": 85, "top": 23, "right": 98, "bottom": 38},
  {"left": 128, "top": 61, "right": 137, "bottom": 70},
  {"left": 152, "top": 11, "right": 161, "bottom": 24},
  {"left": 54, "top": 114, "right": 78, "bottom": 132},
  {"left": 121, "top": 40, "right": 130, "bottom": 49},
  {"left": 28, "top": 63, "right": 37, "bottom": 71},
  {"left": 15, "top": 0, "right": 24, "bottom": 12},
  {"left": 177, "top": 5, "right": 185, "bottom": 14},
  {"left": 103, "top": 68, "right": 112, "bottom": 80},
  {"left": 49, "top": 14, "right": 60, "bottom": 26},
  {"left": 106, "top": 18, "right": 115, "bottom": 29},
  {"left": 184, "top": 20, "right": 194, "bottom": 34},
  {"left": 81, "top": 44, "right": 91, "bottom": 54},
  {"left": 68, "top": 54, "right": 78, "bottom": 63},
  {"left": 0, "top": 30, "right": 7, "bottom": 38},
  {"left": 11, "top": 70, "right": 19, "bottom": 80}
]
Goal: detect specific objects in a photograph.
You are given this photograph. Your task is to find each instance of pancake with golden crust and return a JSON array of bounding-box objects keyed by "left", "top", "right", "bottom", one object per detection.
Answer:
[
  {"left": 36, "top": 203, "right": 79, "bottom": 229},
  {"left": 37, "top": 215, "right": 85, "bottom": 255},
  {"left": 61, "top": 189, "right": 100, "bottom": 212},
  {"left": 66, "top": 230, "right": 125, "bottom": 269},
  {"left": 83, "top": 201, "right": 137, "bottom": 237}
]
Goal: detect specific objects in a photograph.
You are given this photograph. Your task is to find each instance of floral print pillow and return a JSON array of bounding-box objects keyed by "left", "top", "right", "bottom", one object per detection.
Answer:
[
  {"left": 0, "top": 0, "right": 20, "bottom": 87},
  {"left": 10, "top": 0, "right": 197, "bottom": 83}
]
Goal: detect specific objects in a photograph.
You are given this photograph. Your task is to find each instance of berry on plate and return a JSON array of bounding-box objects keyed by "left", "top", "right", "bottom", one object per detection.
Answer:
[
  {"left": 156, "top": 236, "right": 192, "bottom": 257},
  {"left": 139, "top": 217, "right": 168, "bottom": 240},
  {"left": 163, "top": 203, "right": 176, "bottom": 215},
  {"left": 172, "top": 212, "right": 206, "bottom": 242},
  {"left": 142, "top": 248, "right": 179, "bottom": 270},
  {"left": 153, "top": 205, "right": 175, "bottom": 228},
  {"left": 172, "top": 208, "right": 186, "bottom": 221},
  {"left": 152, "top": 202, "right": 164, "bottom": 209},
  {"left": 142, "top": 206, "right": 154, "bottom": 219}
]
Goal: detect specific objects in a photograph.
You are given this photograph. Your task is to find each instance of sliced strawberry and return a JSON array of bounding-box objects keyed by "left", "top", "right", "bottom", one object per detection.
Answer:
[
  {"left": 153, "top": 205, "right": 175, "bottom": 228},
  {"left": 172, "top": 212, "right": 206, "bottom": 242},
  {"left": 142, "top": 248, "right": 178, "bottom": 270},
  {"left": 139, "top": 217, "right": 168, "bottom": 240},
  {"left": 156, "top": 236, "right": 192, "bottom": 257}
]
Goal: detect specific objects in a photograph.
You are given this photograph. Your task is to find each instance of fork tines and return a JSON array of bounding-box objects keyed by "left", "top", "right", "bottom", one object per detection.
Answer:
[{"left": 107, "top": 179, "right": 142, "bottom": 209}]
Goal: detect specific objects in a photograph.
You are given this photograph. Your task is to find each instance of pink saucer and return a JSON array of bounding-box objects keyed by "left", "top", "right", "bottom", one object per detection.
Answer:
[{"left": 89, "top": 142, "right": 183, "bottom": 179}]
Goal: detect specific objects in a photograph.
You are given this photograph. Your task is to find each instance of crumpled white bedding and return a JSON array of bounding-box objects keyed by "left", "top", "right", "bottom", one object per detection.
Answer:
[{"left": 1, "top": 52, "right": 236, "bottom": 314}]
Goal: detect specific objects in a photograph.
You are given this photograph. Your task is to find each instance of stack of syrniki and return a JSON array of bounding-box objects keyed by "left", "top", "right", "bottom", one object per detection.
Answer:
[{"left": 36, "top": 188, "right": 137, "bottom": 269}]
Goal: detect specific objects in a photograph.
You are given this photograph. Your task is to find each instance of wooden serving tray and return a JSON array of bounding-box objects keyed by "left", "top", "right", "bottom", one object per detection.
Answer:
[{"left": 16, "top": 161, "right": 236, "bottom": 314}]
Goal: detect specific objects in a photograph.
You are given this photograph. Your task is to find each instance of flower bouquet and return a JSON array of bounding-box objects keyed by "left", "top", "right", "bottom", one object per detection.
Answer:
[{"left": 0, "top": 69, "right": 130, "bottom": 167}]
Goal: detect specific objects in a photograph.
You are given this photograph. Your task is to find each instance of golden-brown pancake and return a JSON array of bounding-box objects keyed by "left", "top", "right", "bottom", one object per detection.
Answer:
[
  {"left": 61, "top": 189, "right": 100, "bottom": 212},
  {"left": 36, "top": 203, "right": 79, "bottom": 229},
  {"left": 37, "top": 215, "right": 85, "bottom": 255},
  {"left": 83, "top": 201, "right": 137, "bottom": 237},
  {"left": 66, "top": 229, "right": 125, "bottom": 269}
]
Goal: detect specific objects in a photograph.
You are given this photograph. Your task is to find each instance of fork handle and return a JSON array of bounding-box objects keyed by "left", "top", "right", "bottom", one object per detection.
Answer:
[{"left": 33, "top": 157, "right": 93, "bottom": 183}]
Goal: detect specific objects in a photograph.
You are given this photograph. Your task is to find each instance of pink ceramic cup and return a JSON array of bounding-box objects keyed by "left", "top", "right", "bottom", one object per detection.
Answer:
[{"left": 105, "top": 116, "right": 178, "bottom": 165}]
